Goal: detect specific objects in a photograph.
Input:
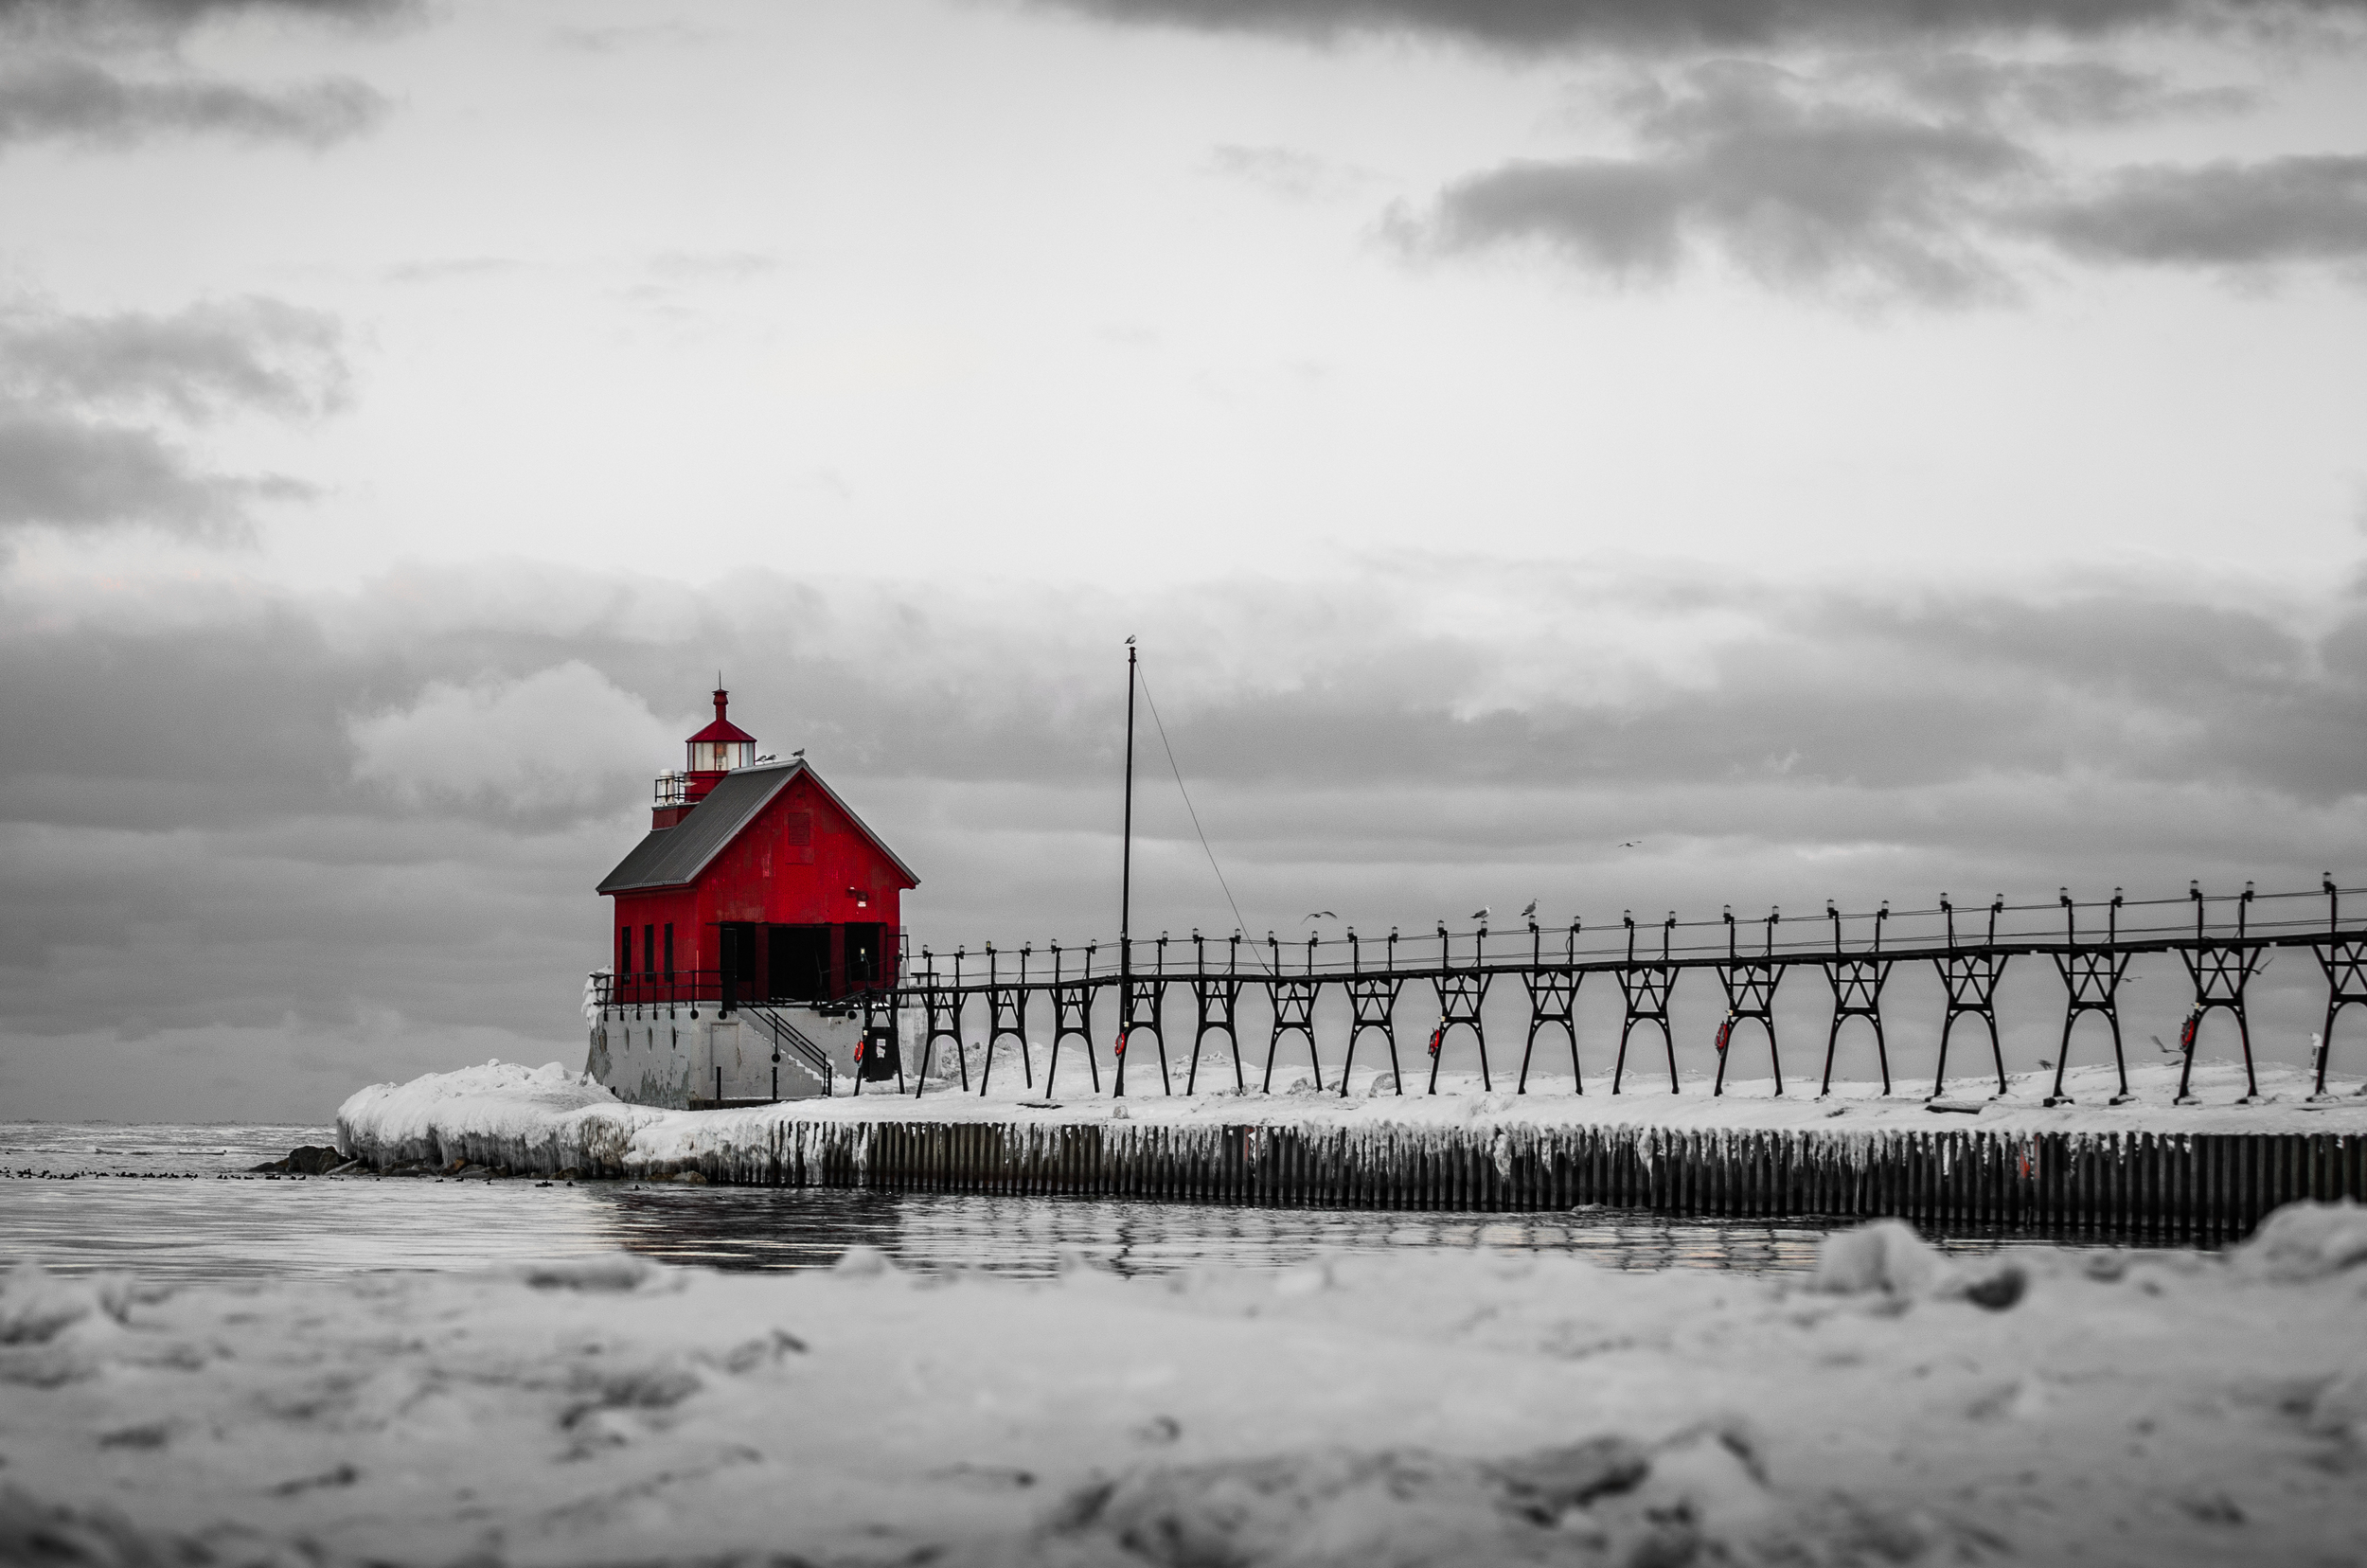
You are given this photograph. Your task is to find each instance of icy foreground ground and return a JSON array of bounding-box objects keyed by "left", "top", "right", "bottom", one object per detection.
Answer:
[{"left": 5, "top": 1209, "right": 2367, "bottom": 1566}]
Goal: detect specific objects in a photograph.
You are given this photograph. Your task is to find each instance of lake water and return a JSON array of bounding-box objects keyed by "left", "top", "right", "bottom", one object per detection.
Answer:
[{"left": 0, "top": 1121, "right": 2171, "bottom": 1284}]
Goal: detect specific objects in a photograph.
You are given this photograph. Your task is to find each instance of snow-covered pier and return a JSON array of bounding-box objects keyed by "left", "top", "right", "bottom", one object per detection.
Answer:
[{"left": 340, "top": 1060, "right": 2367, "bottom": 1239}]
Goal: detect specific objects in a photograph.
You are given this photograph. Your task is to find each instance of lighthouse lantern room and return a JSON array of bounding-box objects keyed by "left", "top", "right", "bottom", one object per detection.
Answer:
[
  {"left": 588, "top": 686, "right": 918, "bottom": 1108},
  {"left": 653, "top": 686, "right": 759, "bottom": 826}
]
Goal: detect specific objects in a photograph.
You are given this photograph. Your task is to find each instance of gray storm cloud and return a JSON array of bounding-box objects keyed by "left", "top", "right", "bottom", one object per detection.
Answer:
[
  {"left": 0, "top": 0, "right": 402, "bottom": 152},
  {"left": 0, "top": 296, "right": 347, "bottom": 418},
  {"left": 1867, "top": 53, "right": 2258, "bottom": 123},
  {"left": 0, "top": 295, "right": 346, "bottom": 535},
  {"left": 0, "top": 57, "right": 383, "bottom": 150},
  {"left": 2022, "top": 153, "right": 2367, "bottom": 264},
  {"left": 1033, "top": 0, "right": 2367, "bottom": 50},
  {"left": 7, "top": 562, "right": 2359, "bottom": 829},
  {"left": 0, "top": 0, "right": 412, "bottom": 45},
  {"left": 1396, "top": 62, "right": 2367, "bottom": 298},
  {"left": 1400, "top": 66, "right": 2033, "bottom": 300},
  {"left": 0, "top": 414, "right": 268, "bottom": 534},
  {"left": 1049, "top": 0, "right": 2367, "bottom": 299}
]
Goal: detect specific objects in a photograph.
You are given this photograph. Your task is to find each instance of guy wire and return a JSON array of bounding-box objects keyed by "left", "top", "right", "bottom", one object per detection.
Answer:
[{"left": 1135, "top": 662, "right": 1272, "bottom": 975}]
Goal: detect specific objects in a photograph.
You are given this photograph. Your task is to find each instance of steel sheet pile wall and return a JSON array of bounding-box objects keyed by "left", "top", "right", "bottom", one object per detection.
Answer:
[{"left": 630, "top": 1119, "right": 2363, "bottom": 1240}]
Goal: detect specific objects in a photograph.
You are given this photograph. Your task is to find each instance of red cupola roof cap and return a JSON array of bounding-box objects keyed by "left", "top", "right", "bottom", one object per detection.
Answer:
[{"left": 687, "top": 686, "right": 756, "bottom": 746}]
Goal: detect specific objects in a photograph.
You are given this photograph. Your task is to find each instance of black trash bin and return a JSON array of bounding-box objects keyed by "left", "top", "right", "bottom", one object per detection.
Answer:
[{"left": 859, "top": 1026, "right": 900, "bottom": 1080}]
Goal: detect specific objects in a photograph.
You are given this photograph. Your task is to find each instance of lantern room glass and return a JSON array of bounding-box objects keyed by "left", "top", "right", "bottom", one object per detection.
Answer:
[{"left": 691, "top": 739, "right": 756, "bottom": 773}]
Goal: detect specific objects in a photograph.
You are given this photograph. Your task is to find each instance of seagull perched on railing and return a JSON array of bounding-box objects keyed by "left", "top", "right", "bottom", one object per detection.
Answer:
[
  {"left": 791, "top": 747, "right": 806, "bottom": 760},
  {"left": 1469, "top": 907, "right": 1490, "bottom": 922},
  {"left": 1520, "top": 900, "right": 1538, "bottom": 920}
]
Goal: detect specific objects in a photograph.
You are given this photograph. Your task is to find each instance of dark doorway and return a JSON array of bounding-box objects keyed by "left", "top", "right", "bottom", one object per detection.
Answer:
[
  {"left": 845, "top": 922, "right": 883, "bottom": 988},
  {"left": 768, "top": 925, "right": 829, "bottom": 1002},
  {"left": 719, "top": 923, "right": 757, "bottom": 994}
]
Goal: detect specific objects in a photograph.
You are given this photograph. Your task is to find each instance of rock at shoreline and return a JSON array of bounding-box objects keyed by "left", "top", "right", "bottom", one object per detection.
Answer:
[{"left": 249, "top": 1146, "right": 346, "bottom": 1176}]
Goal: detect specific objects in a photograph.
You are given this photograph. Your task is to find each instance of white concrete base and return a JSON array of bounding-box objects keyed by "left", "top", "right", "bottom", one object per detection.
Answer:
[{"left": 585, "top": 1005, "right": 873, "bottom": 1105}]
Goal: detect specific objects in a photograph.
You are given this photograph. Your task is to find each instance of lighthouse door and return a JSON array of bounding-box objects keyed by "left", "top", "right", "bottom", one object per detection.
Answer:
[{"left": 767, "top": 925, "right": 829, "bottom": 1003}]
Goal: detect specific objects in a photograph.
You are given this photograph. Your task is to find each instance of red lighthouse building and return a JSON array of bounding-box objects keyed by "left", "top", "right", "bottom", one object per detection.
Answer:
[{"left": 588, "top": 687, "right": 917, "bottom": 1106}]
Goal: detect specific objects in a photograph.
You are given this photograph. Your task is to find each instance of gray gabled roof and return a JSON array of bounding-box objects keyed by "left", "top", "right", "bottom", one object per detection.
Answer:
[{"left": 596, "top": 759, "right": 919, "bottom": 895}]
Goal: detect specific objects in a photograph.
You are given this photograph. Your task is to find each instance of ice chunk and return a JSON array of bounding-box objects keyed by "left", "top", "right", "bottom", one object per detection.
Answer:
[
  {"left": 1482, "top": 1435, "right": 1654, "bottom": 1523},
  {"left": 515, "top": 1252, "right": 658, "bottom": 1292},
  {"left": 0, "top": 1265, "right": 130, "bottom": 1345},
  {"left": 1049, "top": 1441, "right": 1653, "bottom": 1568},
  {"left": 2306, "top": 1368, "right": 2367, "bottom": 1442},
  {"left": 2230, "top": 1200, "right": 2367, "bottom": 1283},
  {"left": 1040, "top": 1427, "right": 1937, "bottom": 1568},
  {"left": 0, "top": 1488, "right": 187, "bottom": 1565},
  {"left": 1810, "top": 1220, "right": 1947, "bottom": 1297}
]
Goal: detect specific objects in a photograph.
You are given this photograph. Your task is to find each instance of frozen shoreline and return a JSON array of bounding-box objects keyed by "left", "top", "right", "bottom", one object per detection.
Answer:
[
  {"left": 334, "top": 1059, "right": 2367, "bottom": 1184},
  {"left": 5, "top": 1203, "right": 2365, "bottom": 1565}
]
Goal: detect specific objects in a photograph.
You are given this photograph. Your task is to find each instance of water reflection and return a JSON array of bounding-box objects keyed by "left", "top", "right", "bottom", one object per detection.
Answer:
[
  {"left": 0, "top": 1122, "right": 2185, "bottom": 1286},
  {"left": 581, "top": 1185, "right": 1873, "bottom": 1278}
]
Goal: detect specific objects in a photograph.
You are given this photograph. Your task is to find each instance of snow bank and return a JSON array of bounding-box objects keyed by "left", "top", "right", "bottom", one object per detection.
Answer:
[
  {"left": 335, "top": 1060, "right": 656, "bottom": 1172},
  {"left": 5, "top": 1206, "right": 2364, "bottom": 1565}
]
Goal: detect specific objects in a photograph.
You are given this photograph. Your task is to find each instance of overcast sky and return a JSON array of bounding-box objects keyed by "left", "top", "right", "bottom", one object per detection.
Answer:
[{"left": 4, "top": 0, "right": 2365, "bottom": 1120}]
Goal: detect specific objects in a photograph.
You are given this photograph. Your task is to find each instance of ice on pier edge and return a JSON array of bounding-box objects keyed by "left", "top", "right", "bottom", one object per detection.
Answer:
[
  {"left": 332, "top": 1057, "right": 2367, "bottom": 1182},
  {"left": 2, "top": 1203, "right": 2365, "bottom": 1565}
]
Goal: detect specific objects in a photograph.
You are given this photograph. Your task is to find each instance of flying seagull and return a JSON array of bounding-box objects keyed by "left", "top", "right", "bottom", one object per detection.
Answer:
[
  {"left": 1617, "top": 840, "right": 1642, "bottom": 848},
  {"left": 1304, "top": 911, "right": 1338, "bottom": 922}
]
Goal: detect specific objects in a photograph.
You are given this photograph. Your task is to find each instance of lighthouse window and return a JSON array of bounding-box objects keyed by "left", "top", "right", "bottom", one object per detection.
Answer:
[
  {"left": 663, "top": 924, "right": 675, "bottom": 980},
  {"left": 617, "top": 926, "right": 631, "bottom": 977},
  {"left": 643, "top": 924, "right": 655, "bottom": 978},
  {"left": 720, "top": 923, "right": 757, "bottom": 991}
]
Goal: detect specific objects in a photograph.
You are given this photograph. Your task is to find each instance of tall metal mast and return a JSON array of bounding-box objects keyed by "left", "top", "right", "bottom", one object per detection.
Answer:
[{"left": 1116, "top": 637, "right": 1137, "bottom": 1096}]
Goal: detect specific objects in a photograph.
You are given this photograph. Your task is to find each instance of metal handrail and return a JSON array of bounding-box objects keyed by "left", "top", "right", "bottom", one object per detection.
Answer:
[
  {"left": 593, "top": 969, "right": 891, "bottom": 1011},
  {"left": 902, "top": 880, "right": 2367, "bottom": 989},
  {"left": 736, "top": 1004, "right": 836, "bottom": 1096}
]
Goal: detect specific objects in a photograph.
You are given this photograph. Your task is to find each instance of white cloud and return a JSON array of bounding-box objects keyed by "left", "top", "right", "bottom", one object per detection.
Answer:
[{"left": 348, "top": 660, "right": 674, "bottom": 818}]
